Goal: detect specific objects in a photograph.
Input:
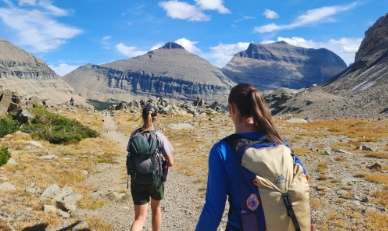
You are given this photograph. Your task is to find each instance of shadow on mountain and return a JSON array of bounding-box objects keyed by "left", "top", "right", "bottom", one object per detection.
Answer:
[
  {"left": 22, "top": 223, "right": 48, "bottom": 231},
  {"left": 22, "top": 221, "right": 89, "bottom": 231},
  {"left": 379, "top": 108, "right": 388, "bottom": 114}
]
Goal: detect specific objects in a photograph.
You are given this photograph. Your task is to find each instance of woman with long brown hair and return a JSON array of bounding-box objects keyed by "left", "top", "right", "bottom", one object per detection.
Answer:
[{"left": 195, "top": 83, "right": 310, "bottom": 231}]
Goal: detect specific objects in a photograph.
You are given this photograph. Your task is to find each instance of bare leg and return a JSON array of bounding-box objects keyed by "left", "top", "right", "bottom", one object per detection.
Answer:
[
  {"left": 150, "top": 198, "right": 162, "bottom": 231},
  {"left": 130, "top": 204, "right": 148, "bottom": 231}
]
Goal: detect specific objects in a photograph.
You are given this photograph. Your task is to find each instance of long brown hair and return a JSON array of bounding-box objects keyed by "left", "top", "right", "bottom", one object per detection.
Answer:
[{"left": 228, "top": 83, "right": 284, "bottom": 144}]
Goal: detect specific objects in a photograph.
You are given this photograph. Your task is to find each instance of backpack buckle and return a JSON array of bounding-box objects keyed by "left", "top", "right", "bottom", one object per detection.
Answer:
[{"left": 282, "top": 193, "right": 292, "bottom": 208}]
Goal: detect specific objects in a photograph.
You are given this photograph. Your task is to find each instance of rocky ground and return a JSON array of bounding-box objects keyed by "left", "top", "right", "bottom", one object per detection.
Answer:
[
  {"left": 1, "top": 109, "right": 387, "bottom": 231},
  {"left": 70, "top": 114, "right": 210, "bottom": 231},
  {"left": 72, "top": 113, "right": 388, "bottom": 230}
]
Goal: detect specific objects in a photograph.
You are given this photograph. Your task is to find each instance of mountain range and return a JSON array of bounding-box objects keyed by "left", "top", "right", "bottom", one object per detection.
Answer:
[
  {"left": 266, "top": 12, "right": 388, "bottom": 118},
  {"left": 62, "top": 42, "right": 235, "bottom": 102},
  {"left": 0, "top": 38, "right": 85, "bottom": 105},
  {"left": 62, "top": 41, "right": 347, "bottom": 102},
  {"left": 1, "top": 12, "right": 387, "bottom": 118},
  {"left": 222, "top": 41, "right": 347, "bottom": 91}
]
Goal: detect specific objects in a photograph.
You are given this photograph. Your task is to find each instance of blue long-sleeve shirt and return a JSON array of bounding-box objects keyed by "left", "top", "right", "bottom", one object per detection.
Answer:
[{"left": 195, "top": 132, "right": 307, "bottom": 231}]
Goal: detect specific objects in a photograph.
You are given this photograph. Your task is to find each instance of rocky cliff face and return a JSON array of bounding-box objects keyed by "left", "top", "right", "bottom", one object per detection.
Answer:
[
  {"left": 266, "top": 13, "right": 388, "bottom": 119},
  {"left": 0, "top": 38, "right": 85, "bottom": 105},
  {"left": 222, "top": 41, "right": 347, "bottom": 91},
  {"left": 63, "top": 42, "right": 236, "bottom": 102},
  {"left": 355, "top": 13, "right": 388, "bottom": 60},
  {"left": 0, "top": 38, "right": 58, "bottom": 80}
]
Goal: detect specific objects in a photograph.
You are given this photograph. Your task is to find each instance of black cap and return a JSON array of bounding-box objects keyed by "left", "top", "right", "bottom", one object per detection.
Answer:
[{"left": 142, "top": 104, "right": 157, "bottom": 117}]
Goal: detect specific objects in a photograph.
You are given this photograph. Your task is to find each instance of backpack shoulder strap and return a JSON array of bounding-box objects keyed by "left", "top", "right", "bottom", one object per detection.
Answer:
[{"left": 223, "top": 134, "right": 268, "bottom": 152}]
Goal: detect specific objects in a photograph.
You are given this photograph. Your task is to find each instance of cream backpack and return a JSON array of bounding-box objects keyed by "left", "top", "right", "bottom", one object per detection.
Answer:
[{"left": 223, "top": 134, "right": 312, "bottom": 231}]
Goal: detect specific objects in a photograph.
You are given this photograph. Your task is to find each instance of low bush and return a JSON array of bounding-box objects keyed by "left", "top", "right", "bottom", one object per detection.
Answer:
[
  {"left": 0, "top": 117, "right": 19, "bottom": 137},
  {"left": 0, "top": 146, "right": 11, "bottom": 167},
  {"left": 21, "top": 106, "right": 99, "bottom": 144}
]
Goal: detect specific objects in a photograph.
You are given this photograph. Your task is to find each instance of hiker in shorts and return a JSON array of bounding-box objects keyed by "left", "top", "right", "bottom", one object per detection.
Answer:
[
  {"left": 195, "top": 83, "right": 311, "bottom": 231},
  {"left": 127, "top": 104, "right": 174, "bottom": 231}
]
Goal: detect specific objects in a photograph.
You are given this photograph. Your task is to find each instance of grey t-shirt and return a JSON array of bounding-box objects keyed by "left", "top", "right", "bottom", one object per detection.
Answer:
[{"left": 127, "top": 129, "right": 173, "bottom": 157}]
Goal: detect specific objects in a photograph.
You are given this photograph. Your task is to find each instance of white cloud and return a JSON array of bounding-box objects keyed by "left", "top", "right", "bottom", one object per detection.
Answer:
[
  {"left": 255, "top": 2, "right": 358, "bottom": 33},
  {"left": 115, "top": 43, "right": 147, "bottom": 57},
  {"left": 150, "top": 43, "right": 164, "bottom": 51},
  {"left": 102, "top": 36, "right": 111, "bottom": 41},
  {"left": 49, "top": 63, "right": 79, "bottom": 77},
  {"left": 158, "top": 1, "right": 210, "bottom": 21},
  {"left": 205, "top": 42, "right": 250, "bottom": 67},
  {"left": 195, "top": 0, "right": 230, "bottom": 14},
  {"left": 328, "top": 37, "right": 362, "bottom": 53},
  {"left": 276, "top": 37, "right": 316, "bottom": 48},
  {"left": 18, "top": 0, "right": 36, "bottom": 6},
  {"left": 324, "top": 38, "right": 362, "bottom": 64},
  {"left": 261, "top": 40, "right": 276, "bottom": 44},
  {"left": 263, "top": 9, "right": 279, "bottom": 19},
  {"left": 38, "top": 0, "right": 68, "bottom": 16},
  {"left": 101, "top": 36, "right": 112, "bottom": 49},
  {"left": 234, "top": 16, "right": 256, "bottom": 23},
  {"left": 265, "top": 37, "right": 362, "bottom": 65},
  {"left": 0, "top": 1, "right": 81, "bottom": 52},
  {"left": 255, "top": 23, "right": 281, "bottom": 33},
  {"left": 18, "top": 0, "right": 68, "bottom": 16},
  {"left": 175, "top": 38, "right": 201, "bottom": 53}
]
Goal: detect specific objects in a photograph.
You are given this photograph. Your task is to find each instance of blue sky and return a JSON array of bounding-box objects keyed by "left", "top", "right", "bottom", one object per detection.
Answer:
[{"left": 0, "top": 0, "right": 386, "bottom": 76}]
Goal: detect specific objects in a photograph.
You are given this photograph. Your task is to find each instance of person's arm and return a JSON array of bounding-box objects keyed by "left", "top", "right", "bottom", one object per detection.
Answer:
[
  {"left": 195, "top": 143, "right": 228, "bottom": 231},
  {"left": 165, "top": 153, "right": 174, "bottom": 167},
  {"left": 156, "top": 131, "right": 174, "bottom": 167}
]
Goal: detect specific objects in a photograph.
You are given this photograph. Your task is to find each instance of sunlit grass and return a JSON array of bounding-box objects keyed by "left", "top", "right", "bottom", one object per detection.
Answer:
[{"left": 365, "top": 152, "right": 388, "bottom": 159}]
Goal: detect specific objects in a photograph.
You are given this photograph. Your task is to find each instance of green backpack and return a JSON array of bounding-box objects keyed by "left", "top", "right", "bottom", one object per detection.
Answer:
[{"left": 126, "top": 129, "right": 162, "bottom": 185}]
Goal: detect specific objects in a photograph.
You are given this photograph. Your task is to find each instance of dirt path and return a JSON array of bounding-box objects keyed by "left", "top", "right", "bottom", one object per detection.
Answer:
[{"left": 75, "top": 114, "right": 207, "bottom": 231}]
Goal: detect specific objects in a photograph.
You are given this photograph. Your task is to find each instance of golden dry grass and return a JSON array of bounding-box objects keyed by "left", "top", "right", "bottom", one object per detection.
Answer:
[
  {"left": 365, "top": 152, "right": 388, "bottom": 159},
  {"left": 317, "top": 161, "right": 328, "bottom": 174},
  {"left": 112, "top": 112, "right": 388, "bottom": 230},
  {"left": 6, "top": 108, "right": 386, "bottom": 230},
  {"left": 0, "top": 108, "right": 121, "bottom": 230}
]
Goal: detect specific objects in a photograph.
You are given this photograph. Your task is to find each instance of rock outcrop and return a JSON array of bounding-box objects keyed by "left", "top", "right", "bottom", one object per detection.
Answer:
[
  {"left": 222, "top": 41, "right": 347, "bottom": 91},
  {"left": 265, "top": 13, "right": 388, "bottom": 119},
  {"left": 0, "top": 37, "right": 86, "bottom": 106},
  {"left": 63, "top": 42, "right": 236, "bottom": 103}
]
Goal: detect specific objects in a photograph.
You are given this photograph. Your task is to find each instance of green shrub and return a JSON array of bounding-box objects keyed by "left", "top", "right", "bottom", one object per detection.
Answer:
[
  {"left": 86, "top": 99, "right": 116, "bottom": 111},
  {"left": 0, "top": 146, "right": 11, "bottom": 167},
  {"left": 21, "top": 106, "right": 99, "bottom": 144},
  {"left": 0, "top": 117, "right": 19, "bottom": 137}
]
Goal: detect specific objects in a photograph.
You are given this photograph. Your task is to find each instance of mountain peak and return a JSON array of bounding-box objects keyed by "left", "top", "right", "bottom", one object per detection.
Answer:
[
  {"left": 161, "top": 42, "right": 184, "bottom": 49},
  {"left": 275, "top": 41, "right": 288, "bottom": 45}
]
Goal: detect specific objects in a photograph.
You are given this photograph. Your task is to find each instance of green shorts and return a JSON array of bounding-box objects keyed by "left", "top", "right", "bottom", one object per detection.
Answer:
[{"left": 130, "top": 180, "right": 164, "bottom": 205}]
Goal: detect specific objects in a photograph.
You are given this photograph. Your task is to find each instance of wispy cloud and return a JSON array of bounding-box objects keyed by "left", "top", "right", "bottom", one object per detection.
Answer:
[
  {"left": 101, "top": 36, "right": 112, "bottom": 49},
  {"left": 263, "top": 36, "right": 362, "bottom": 65},
  {"left": 102, "top": 36, "right": 111, "bottom": 41},
  {"left": 263, "top": 9, "right": 279, "bottom": 19},
  {"left": 0, "top": 0, "right": 81, "bottom": 52},
  {"left": 115, "top": 43, "right": 148, "bottom": 57},
  {"left": 158, "top": 0, "right": 229, "bottom": 21},
  {"left": 234, "top": 16, "right": 256, "bottom": 23},
  {"left": 255, "top": 2, "right": 358, "bottom": 33}
]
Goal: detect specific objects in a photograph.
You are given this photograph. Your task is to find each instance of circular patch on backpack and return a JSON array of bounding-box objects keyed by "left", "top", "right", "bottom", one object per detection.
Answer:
[{"left": 246, "top": 193, "right": 259, "bottom": 211}]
